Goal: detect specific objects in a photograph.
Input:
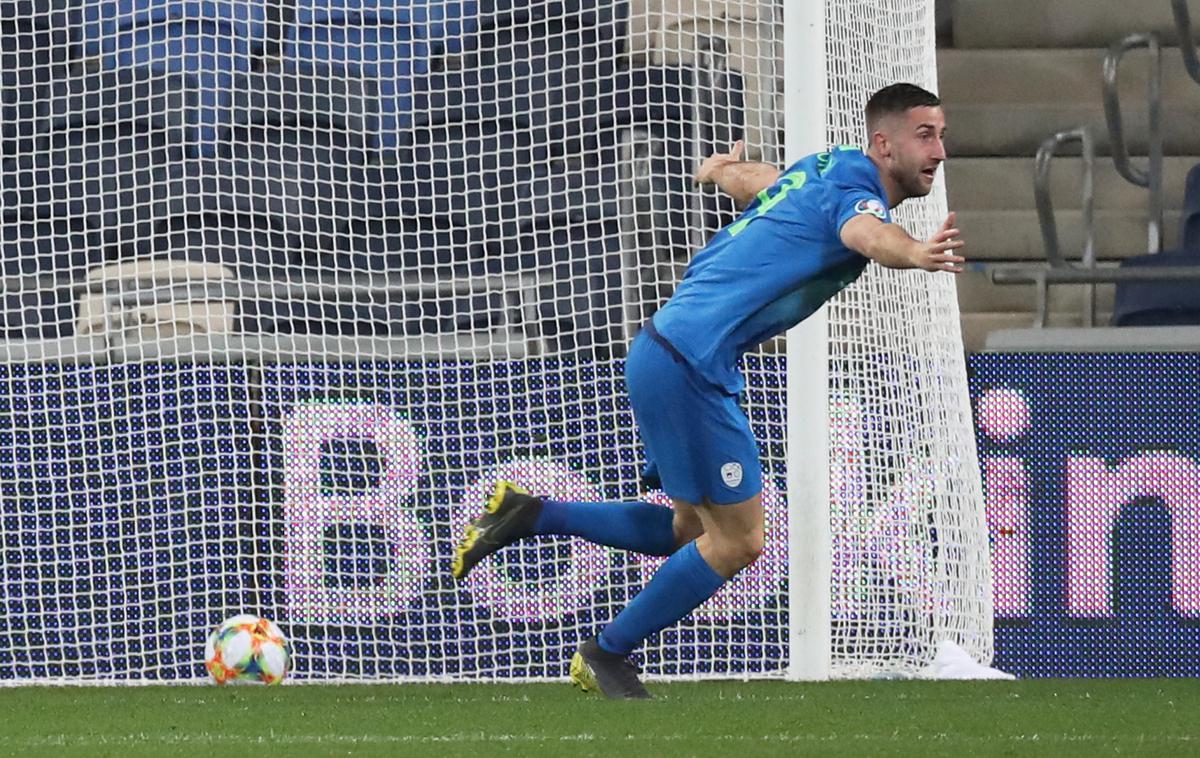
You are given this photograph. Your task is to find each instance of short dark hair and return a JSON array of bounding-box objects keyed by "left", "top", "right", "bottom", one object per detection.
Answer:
[{"left": 865, "top": 83, "right": 941, "bottom": 132}]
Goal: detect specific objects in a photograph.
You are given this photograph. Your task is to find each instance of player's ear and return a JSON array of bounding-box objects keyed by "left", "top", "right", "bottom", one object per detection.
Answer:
[{"left": 869, "top": 128, "right": 890, "bottom": 158}]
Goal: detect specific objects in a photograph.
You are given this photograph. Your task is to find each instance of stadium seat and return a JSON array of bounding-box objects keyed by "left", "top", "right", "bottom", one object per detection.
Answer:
[
  {"left": 216, "top": 62, "right": 380, "bottom": 257},
  {"left": 77, "top": 1, "right": 266, "bottom": 51},
  {"left": 320, "top": 172, "right": 474, "bottom": 275},
  {"left": 288, "top": 4, "right": 432, "bottom": 147},
  {"left": 0, "top": 66, "right": 198, "bottom": 266},
  {"left": 588, "top": 67, "right": 695, "bottom": 132},
  {"left": 125, "top": 210, "right": 295, "bottom": 275},
  {"left": 477, "top": 0, "right": 627, "bottom": 43},
  {"left": 305, "top": 156, "right": 482, "bottom": 335},
  {"left": 395, "top": 120, "right": 547, "bottom": 242},
  {"left": 0, "top": 214, "right": 101, "bottom": 279},
  {"left": 1179, "top": 162, "right": 1200, "bottom": 255},
  {"left": 0, "top": 1, "right": 77, "bottom": 159},
  {"left": 1111, "top": 164, "right": 1200, "bottom": 326},
  {"left": 408, "top": 0, "right": 480, "bottom": 57},
  {"left": 516, "top": 163, "right": 623, "bottom": 231},
  {"left": 290, "top": 0, "right": 478, "bottom": 53},
  {"left": 525, "top": 220, "right": 626, "bottom": 356},
  {"left": 416, "top": 18, "right": 617, "bottom": 135},
  {"left": 0, "top": 287, "right": 77, "bottom": 340},
  {"left": 1110, "top": 249, "right": 1200, "bottom": 326},
  {"left": 80, "top": 3, "right": 265, "bottom": 152},
  {"left": 0, "top": 215, "right": 96, "bottom": 339},
  {"left": 259, "top": 274, "right": 511, "bottom": 336},
  {"left": 111, "top": 208, "right": 300, "bottom": 334}
]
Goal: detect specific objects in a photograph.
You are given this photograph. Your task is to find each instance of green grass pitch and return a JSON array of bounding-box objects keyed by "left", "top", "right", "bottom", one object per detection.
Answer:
[{"left": 1, "top": 680, "right": 1197, "bottom": 757}]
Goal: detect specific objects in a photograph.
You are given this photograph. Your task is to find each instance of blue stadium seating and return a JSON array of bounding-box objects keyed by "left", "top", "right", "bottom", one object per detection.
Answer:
[
  {"left": 516, "top": 163, "right": 622, "bottom": 231},
  {"left": 288, "top": 3, "right": 432, "bottom": 148},
  {"left": 0, "top": 285, "right": 77, "bottom": 340},
  {"left": 0, "top": 0, "right": 701, "bottom": 347},
  {"left": 477, "top": 0, "right": 627, "bottom": 42},
  {"left": 78, "top": 0, "right": 266, "bottom": 51},
  {"left": 408, "top": 3, "right": 629, "bottom": 142},
  {"left": 412, "top": 21, "right": 615, "bottom": 138},
  {"left": 119, "top": 203, "right": 294, "bottom": 270},
  {"left": 524, "top": 220, "right": 626, "bottom": 356},
  {"left": 111, "top": 61, "right": 384, "bottom": 331},
  {"left": 412, "top": 0, "right": 479, "bottom": 56},
  {"left": 290, "top": 0, "right": 480, "bottom": 57},
  {"left": 0, "top": 215, "right": 101, "bottom": 279},
  {"left": 58, "top": 3, "right": 280, "bottom": 155}
]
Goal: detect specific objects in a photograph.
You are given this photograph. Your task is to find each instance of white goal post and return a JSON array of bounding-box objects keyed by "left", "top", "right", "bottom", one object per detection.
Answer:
[
  {"left": 786, "top": 0, "right": 993, "bottom": 679},
  {"left": 0, "top": 0, "right": 990, "bottom": 684}
]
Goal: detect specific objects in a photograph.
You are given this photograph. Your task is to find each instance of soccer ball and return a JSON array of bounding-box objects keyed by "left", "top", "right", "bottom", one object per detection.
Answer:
[{"left": 205, "top": 614, "right": 291, "bottom": 685}]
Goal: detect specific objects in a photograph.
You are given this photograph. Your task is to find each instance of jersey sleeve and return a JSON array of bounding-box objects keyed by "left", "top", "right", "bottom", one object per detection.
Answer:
[
  {"left": 833, "top": 190, "right": 889, "bottom": 233},
  {"left": 828, "top": 154, "right": 890, "bottom": 234}
]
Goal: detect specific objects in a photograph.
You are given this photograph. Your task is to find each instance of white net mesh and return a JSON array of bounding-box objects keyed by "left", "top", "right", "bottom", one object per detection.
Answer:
[
  {"left": 823, "top": 1, "right": 992, "bottom": 676},
  {"left": 0, "top": 0, "right": 986, "bottom": 684}
]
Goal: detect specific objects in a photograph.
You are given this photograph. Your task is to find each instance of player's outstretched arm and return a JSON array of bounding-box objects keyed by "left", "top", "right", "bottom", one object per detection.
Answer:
[
  {"left": 694, "top": 140, "right": 781, "bottom": 208},
  {"left": 840, "top": 211, "right": 965, "bottom": 273}
]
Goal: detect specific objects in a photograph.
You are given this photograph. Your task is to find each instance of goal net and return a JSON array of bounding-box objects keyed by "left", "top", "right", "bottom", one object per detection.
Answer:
[{"left": 0, "top": 0, "right": 989, "bottom": 683}]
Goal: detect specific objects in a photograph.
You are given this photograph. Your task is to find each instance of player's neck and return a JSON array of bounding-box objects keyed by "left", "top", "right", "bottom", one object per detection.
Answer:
[{"left": 865, "top": 150, "right": 906, "bottom": 209}]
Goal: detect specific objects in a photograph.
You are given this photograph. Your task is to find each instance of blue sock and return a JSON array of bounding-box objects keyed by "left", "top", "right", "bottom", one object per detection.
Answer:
[
  {"left": 597, "top": 540, "right": 726, "bottom": 655},
  {"left": 533, "top": 498, "right": 676, "bottom": 557}
]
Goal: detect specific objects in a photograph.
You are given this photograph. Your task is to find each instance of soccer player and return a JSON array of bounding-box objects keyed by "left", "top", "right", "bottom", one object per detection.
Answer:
[{"left": 452, "top": 83, "right": 964, "bottom": 698}]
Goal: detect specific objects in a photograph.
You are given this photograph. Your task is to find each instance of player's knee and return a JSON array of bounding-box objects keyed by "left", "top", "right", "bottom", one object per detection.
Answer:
[
  {"left": 672, "top": 512, "right": 704, "bottom": 547},
  {"left": 712, "top": 530, "right": 763, "bottom": 572},
  {"left": 734, "top": 530, "right": 765, "bottom": 570}
]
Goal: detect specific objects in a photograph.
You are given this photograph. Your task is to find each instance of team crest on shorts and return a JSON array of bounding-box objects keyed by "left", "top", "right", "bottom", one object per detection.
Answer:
[{"left": 720, "top": 462, "right": 743, "bottom": 488}]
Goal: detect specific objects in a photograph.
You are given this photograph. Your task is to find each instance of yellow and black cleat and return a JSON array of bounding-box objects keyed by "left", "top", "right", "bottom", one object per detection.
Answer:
[
  {"left": 450, "top": 481, "right": 543, "bottom": 580},
  {"left": 570, "top": 639, "right": 652, "bottom": 700}
]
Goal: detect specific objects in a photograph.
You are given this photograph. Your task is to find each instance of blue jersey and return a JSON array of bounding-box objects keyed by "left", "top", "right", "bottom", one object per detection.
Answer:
[{"left": 650, "top": 146, "right": 891, "bottom": 393}]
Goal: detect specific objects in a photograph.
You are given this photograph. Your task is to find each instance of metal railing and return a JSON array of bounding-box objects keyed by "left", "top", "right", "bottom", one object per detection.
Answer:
[
  {"left": 992, "top": 128, "right": 1095, "bottom": 327},
  {"left": 1174, "top": 0, "right": 1200, "bottom": 84},
  {"left": 989, "top": 12, "right": 1200, "bottom": 328},
  {"left": 1103, "top": 31, "right": 1165, "bottom": 253}
]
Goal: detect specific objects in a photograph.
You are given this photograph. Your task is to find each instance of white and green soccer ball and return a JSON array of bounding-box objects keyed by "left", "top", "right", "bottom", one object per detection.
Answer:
[{"left": 204, "top": 614, "right": 291, "bottom": 685}]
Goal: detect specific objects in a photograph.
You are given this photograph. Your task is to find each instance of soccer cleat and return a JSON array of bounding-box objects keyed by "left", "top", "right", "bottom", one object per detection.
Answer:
[
  {"left": 570, "top": 638, "right": 652, "bottom": 700},
  {"left": 451, "top": 481, "right": 543, "bottom": 580}
]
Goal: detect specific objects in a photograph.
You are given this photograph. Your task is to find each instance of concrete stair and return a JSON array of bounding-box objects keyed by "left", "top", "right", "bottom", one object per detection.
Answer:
[
  {"left": 940, "top": 1, "right": 1200, "bottom": 350},
  {"left": 952, "top": 0, "right": 1187, "bottom": 49},
  {"left": 940, "top": 48, "right": 1200, "bottom": 157}
]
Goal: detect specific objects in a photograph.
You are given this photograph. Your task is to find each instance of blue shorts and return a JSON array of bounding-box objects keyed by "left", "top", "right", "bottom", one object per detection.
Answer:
[{"left": 625, "top": 326, "right": 762, "bottom": 505}]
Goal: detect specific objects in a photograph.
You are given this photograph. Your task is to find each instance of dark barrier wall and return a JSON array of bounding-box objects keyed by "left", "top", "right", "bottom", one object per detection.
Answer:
[
  {"left": 2, "top": 354, "right": 1195, "bottom": 679},
  {"left": 971, "top": 353, "right": 1200, "bottom": 677},
  {"left": 0, "top": 358, "right": 787, "bottom": 680}
]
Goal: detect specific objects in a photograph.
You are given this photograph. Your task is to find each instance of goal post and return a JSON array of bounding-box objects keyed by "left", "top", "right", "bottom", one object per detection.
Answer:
[
  {"left": 783, "top": 0, "right": 833, "bottom": 682},
  {"left": 789, "top": 0, "right": 995, "bottom": 678},
  {"left": 0, "top": 0, "right": 990, "bottom": 684}
]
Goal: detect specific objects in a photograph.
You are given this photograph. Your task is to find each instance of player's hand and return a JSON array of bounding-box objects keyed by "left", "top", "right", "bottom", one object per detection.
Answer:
[
  {"left": 694, "top": 140, "right": 746, "bottom": 186},
  {"left": 915, "top": 212, "right": 965, "bottom": 273}
]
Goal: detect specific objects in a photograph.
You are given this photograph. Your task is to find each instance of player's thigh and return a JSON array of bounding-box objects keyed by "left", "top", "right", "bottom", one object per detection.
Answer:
[
  {"left": 627, "top": 335, "right": 762, "bottom": 506},
  {"left": 625, "top": 331, "right": 705, "bottom": 504}
]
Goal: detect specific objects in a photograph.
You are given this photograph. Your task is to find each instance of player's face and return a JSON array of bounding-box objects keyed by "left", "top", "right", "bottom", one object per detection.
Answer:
[{"left": 883, "top": 106, "right": 947, "bottom": 200}]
